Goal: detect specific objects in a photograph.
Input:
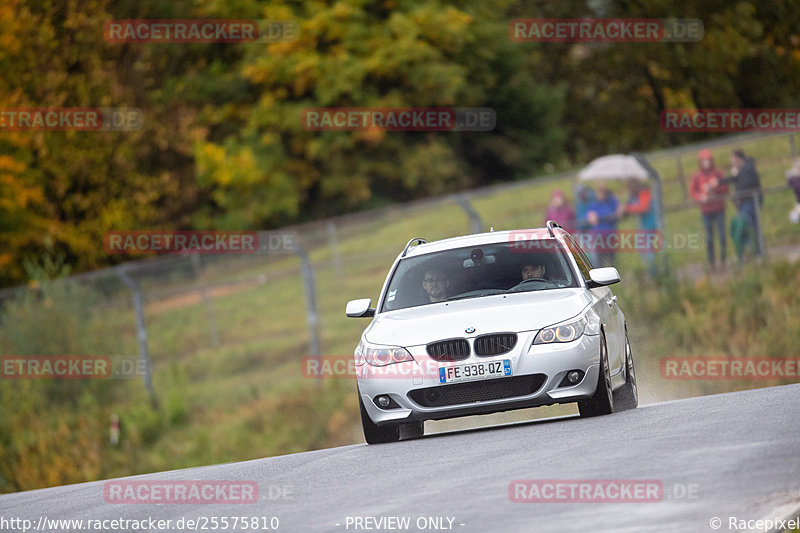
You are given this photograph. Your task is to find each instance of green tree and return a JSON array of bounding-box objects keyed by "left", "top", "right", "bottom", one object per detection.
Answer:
[{"left": 192, "top": 0, "right": 568, "bottom": 226}]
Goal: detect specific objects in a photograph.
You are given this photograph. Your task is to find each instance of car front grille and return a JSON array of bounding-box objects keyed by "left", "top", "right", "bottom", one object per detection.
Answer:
[
  {"left": 474, "top": 333, "right": 518, "bottom": 356},
  {"left": 407, "top": 375, "right": 546, "bottom": 408},
  {"left": 426, "top": 338, "right": 470, "bottom": 361}
]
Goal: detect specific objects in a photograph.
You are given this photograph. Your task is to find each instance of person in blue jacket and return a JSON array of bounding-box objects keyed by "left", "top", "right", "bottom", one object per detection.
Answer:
[{"left": 585, "top": 185, "right": 619, "bottom": 267}]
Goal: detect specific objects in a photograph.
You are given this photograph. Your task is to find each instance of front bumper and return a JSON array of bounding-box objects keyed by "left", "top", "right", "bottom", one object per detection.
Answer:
[{"left": 358, "top": 332, "right": 601, "bottom": 425}]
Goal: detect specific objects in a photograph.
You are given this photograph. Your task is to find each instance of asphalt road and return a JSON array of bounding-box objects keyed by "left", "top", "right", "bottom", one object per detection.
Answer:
[{"left": 2, "top": 384, "right": 799, "bottom": 533}]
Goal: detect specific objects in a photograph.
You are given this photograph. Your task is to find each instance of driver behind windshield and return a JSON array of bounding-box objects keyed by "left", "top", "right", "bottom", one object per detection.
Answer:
[
  {"left": 422, "top": 269, "right": 450, "bottom": 303},
  {"left": 521, "top": 263, "right": 546, "bottom": 281}
]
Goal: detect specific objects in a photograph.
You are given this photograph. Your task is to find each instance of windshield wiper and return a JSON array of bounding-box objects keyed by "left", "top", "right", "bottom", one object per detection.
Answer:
[{"left": 446, "top": 289, "right": 505, "bottom": 301}]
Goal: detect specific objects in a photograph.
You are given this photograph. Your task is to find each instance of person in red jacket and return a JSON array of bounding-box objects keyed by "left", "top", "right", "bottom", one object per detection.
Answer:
[{"left": 690, "top": 149, "right": 729, "bottom": 269}]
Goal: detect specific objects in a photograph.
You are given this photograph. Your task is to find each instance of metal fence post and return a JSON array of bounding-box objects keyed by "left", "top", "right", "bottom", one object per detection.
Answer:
[
  {"left": 326, "top": 221, "right": 344, "bottom": 281},
  {"left": 456, "top": 194, "right": 483, "bottom": 234},
  {"left": 675, "top": 155, "right": 688, "bottom": 201},
  {"left": 191, "top": 254, "right": 220, "bottom": 348},
  {"left": 116, "top": 266, "right": 159, "bottom": 408},
  {"left": 295, "top": 244, "right": 321, "bottom": 382}
]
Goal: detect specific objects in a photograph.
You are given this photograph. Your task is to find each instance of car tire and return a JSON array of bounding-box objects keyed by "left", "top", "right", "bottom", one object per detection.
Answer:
[
  {"left": 613, "top": 328, "right": 638, "bottom": 411},
  {"left": 359, "top": 394, "right": 400, "bottom": 444},
  {"left": 578, "top": 332, "right": 614, "bottom": 418}
]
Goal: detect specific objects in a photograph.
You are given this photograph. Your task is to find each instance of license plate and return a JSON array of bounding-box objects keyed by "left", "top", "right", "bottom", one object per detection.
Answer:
[{"left": 438, "top": 359, "right": 512, "bottom": 384}]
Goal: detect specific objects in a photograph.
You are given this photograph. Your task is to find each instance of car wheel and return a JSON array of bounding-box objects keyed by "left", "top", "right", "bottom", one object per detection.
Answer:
[
  {"left": 613, "top": 328, "right": 638, "bottom": 411},
  {"left": 578, "top": 332, "right": 614, "bottom": 418},
  {"left": 359, "top": 394, "right": 400, "bottom": 444}
]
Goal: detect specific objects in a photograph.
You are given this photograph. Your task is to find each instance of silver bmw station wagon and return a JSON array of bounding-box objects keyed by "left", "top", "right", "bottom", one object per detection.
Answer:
[{"left": 346, "top": 221, "right": 637, "bottom": 444}]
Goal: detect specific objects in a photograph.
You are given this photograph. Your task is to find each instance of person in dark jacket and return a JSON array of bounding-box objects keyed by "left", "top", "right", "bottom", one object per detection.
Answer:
[
  {"left": 575, "top": 185, "right": 596, "bottom": 231},
  {"left": 690, "top": 149, "right": 729, "bottom": 269},
  {"left": 726, "top": 149, "right": 763, "bottom": 258},
  {"left": 786, "top": 158, "right": 800, "bottom": 224}
]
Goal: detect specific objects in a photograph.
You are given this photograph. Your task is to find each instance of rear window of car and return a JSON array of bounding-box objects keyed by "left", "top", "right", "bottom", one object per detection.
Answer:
[{"left": 380, "top": 239, "right": 579, "bottom": 312}]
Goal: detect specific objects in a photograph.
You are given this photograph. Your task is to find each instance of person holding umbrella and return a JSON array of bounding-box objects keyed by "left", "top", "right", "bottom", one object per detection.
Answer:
[{"left": 577, "top": 154, "right": 665, "bottom": 270}]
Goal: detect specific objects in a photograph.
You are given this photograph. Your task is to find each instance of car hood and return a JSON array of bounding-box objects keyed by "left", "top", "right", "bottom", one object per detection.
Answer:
[{"left": 365, "top": 289, "right": 592, "bottom": 347}]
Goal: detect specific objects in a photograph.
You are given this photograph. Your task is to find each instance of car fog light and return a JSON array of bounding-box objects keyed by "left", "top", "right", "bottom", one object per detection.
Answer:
[
  {"left": 376, "top": 395, "right": 391, "bottom": 408},
  {"left": 558, "top": 369, "right": 585, "bottom": 388}
]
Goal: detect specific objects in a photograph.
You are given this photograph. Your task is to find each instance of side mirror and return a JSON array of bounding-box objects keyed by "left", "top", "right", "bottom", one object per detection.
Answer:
[
  {"left": 588, "top": 267, "right": 621, "bottom": 288},
  {"left": 346, "top": 298, "right": 375, "bottom": 318}
]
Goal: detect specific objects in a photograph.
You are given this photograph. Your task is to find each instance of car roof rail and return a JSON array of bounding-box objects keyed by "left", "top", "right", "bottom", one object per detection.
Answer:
[
  {"left": 401, "top": 237, "right": 427, "bottom": 257},
  {"left": 545, "top": 219, "right": 562, "bottom": 237}
]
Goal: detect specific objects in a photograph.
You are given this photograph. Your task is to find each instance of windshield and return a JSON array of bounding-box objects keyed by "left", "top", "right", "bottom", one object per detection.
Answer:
[{"left": 381, "top": 239, "right": 578, "bottom": 312}]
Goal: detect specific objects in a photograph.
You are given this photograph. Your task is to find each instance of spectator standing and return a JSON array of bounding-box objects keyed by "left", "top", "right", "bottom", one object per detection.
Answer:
[
  {"left": 544, "top": 189, "right": 576, "bottom": 233},
  {"left": 585, "top": 185, "right": 619, "bottom": 267},
  {"left": 575, "top": 185, "right": 596, "bottom": 232},
  {"left": 726, "top": 149, "right": 763, "bottom": 258},
  {"left": 786, "top": 157, "right": 800, "bottom": 224},
  {"left": 619, "top": 179, "right": 657, "bottom": 277},
  {"left": 690, "top": 149, "right": 729, "bottom": 270}
]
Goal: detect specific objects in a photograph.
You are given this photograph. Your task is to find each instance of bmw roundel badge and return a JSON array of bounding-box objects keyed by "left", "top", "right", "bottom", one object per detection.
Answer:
[{"left": 465, "top": 327, "right": 476, "bottom": 334}]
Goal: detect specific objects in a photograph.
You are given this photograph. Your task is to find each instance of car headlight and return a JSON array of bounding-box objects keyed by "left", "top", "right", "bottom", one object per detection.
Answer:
[
  {"left": 358, "top": 341, "right": 414, "bottom": 366},
  {"left": 534, "top": 316, "right": 587, "bottom": 344}
]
